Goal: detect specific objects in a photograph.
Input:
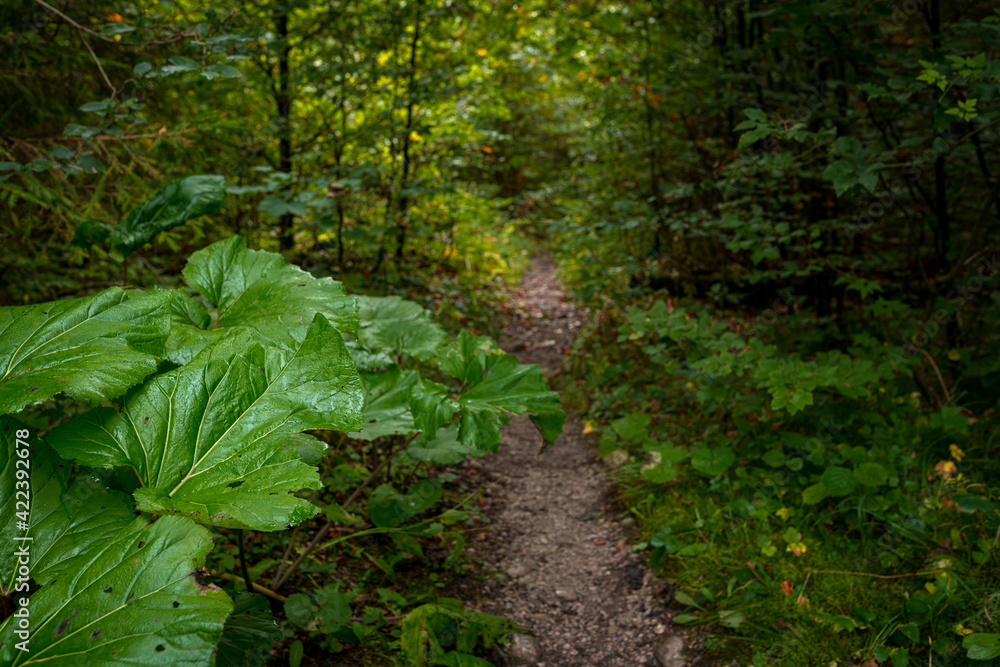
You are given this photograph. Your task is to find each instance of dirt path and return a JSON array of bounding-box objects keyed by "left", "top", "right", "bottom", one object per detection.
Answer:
[{"left": 460, "top": 256, "right": 680, "bottom": 667}]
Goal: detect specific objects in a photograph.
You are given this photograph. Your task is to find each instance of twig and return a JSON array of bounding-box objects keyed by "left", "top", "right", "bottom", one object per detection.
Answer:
[
  {"left": 78, "top": 32, "right": 116, "bottom": 96},
  {"left": 273, "top": 431, "right": 421, "bottom": 590},
  {"left": 213, "top": 572, "right": 287, "bottom": 603},
  {"left": 31, "top": 0, "right": 118, "bottom": 41}
]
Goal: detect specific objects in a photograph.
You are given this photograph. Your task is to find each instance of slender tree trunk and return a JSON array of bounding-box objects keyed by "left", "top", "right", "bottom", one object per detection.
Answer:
[
  {"left": 395, "top": 0, "right": 422, "bottom": 262},
  {"left": 276, "top": 10, "right": 294, "bottom": 252}
]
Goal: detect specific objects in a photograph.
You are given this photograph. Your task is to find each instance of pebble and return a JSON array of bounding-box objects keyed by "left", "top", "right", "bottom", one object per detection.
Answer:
[
  {"left": 554, "top": 588, "right": 578, "bottom": 602},
  {"left": 654, "top": 636, "right": 687, "bottom": 667},
  {"left": 508, "top": 633, "right": 543, "bottom": 664},
  {"left": 508, "top": 562, "right": 531, "bottom": 578}
]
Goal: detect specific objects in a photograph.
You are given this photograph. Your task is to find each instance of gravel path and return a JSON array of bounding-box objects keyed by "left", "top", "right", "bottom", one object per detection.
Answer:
[{"left": 460, "top": 256, "right": 682, "bottom": 667}]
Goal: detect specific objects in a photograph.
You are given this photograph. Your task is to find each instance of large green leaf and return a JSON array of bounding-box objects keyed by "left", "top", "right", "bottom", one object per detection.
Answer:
[
  {"left": 71, "top": 175, "right": 226, "bottom": 260},
  {"left": 357, "top": 296, "right": 448, "bottom": 363},
  {"left": 166, "top": 236, "right": 358, "bottom": 363},
  {"left": 410, "top": 379, "right": 459, "bottom": 441},
  {"left": 0, "top": 422, "right": 231, "bottom": 666},
  {"left": 406, "top": 426, "right": 482, "bottom": 465},
  {"left": 0, "top": 514, "right": 232, "bottom": 666},
  {"left": 353, "top": 368, "right": 420, "bottom": 441},
  {"left": 2, "top": 418, "right": 134, "bottom": 595},
  {"left": 48, "top": 314, "right": 364, "bottom": 531},
  {"left": 0, "top": 289, "right": 170, "bottom": 415},
  {"left": 438, "top": 332, "right": 565, "bottom": 450}
]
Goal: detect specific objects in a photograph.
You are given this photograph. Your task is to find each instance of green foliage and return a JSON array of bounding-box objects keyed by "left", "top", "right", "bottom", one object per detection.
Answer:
[
  {"left": 49, "top": 316, "right": 363, "bottom": 531},
  {"left": 72, "top": 175, "right": 226, "bottom": 261},
  {"left": 167, "top": 236, "right": 358, "bottom": 363},
  {"left": 0, "top": 238, "right": 563, "bottom": 665},
  {"left": 568, "top": 296, "right": 1000, "bottom": 664},
  {"left": 399, "top": 603, "right": 520, "bottom": 666},
  {"left": 0, "top": 289, "right": 170, "bottom": 415}
]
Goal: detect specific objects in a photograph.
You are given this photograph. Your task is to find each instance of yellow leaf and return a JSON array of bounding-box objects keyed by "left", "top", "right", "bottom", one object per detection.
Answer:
[
  {"left": 949, "top": 444, "right": 965, "bottom": 461},
  {"left": 947, "top": 349, "right": 960, "bottom": 361},
  {"left": 582, "top": 421, "right": 594, "bottom": 435}
]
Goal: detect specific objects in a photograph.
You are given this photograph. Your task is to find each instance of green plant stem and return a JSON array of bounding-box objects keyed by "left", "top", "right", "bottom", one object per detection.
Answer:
[{"left": 214, "top": 572, "right": 287, "bottom": 603}]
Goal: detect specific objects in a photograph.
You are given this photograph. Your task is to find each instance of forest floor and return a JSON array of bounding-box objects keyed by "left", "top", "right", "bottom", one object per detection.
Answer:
[{"left": 454, "top": 256, "right": 688, "bottom": 667}]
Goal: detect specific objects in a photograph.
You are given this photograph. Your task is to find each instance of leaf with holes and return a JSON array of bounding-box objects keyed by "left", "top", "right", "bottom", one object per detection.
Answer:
[
  {"left": 166, "top": 236, "right": 358, "bottom": 363},
  {"left": 0, "top": 288, "right": 170, "bottom": 416},
  {"left": 0, "top": 515, "right": 231, "bottom": 666},
  {"left": 0, "top": 435, "right": 229, "bottom": 665},
  {"left": 71, "top": 175, "right": 226, "bottom": 261},
  {"left": 47, "top": 314, "right": 363, "bottom": 531},
  {"left": 1, "top": 418, "right": 136, "bottom": 596}
]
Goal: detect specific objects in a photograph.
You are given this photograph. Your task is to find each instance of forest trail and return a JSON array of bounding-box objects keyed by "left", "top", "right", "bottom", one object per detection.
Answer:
[{"left": 460, "top": 256, "right": 682, "bottom": 667}]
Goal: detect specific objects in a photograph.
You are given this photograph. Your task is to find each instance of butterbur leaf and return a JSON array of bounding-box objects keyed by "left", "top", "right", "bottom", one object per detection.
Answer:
[
  {"left": 1, "top": 421, "right": 137, "bottom": 596},
  {"left": 410, "top": 379, "right": 459, "bottom": 440},
  {"left": 166, "top": 236, "right": 358, "bottom": 362},
  {"left": 0, "top": 427, "right": 231, "bottom": 666},
  {"left": 48, "top": 315, "right": 364, "bottom": 531},
  {"left": 357, "top": 295, "right": 448, "bottom": 362},
  {"left": 281, "top": 432, "right": 328, "bottom": 466},
  {"left": 352, "top": 368, "right": 419, "bottom": 441},
  {"left": 0, "top": 477, "right": 231, "bottom": 667},
  {"left": 216, "top": 594, "right": 282, "bottom": 667},
  {"left": 0, "top": 288, "right": 170, "bottom": 415},
  {"left": 438, "top": 331, "right": 564, "bottom": 450},
  {"left": 406, "top": 425, "right": 480, "bottom": 465},
  {"left": 71, "top": 175, "right": 226, "bottom": 260}
]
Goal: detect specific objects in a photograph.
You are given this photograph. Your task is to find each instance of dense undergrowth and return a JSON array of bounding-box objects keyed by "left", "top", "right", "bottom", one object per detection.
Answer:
[
  {"left": 559, "top": 292, "right": 999, "bottom": 665},
  {"left": 3, "top": 0, "right": 1000, "bottom": 665}
]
